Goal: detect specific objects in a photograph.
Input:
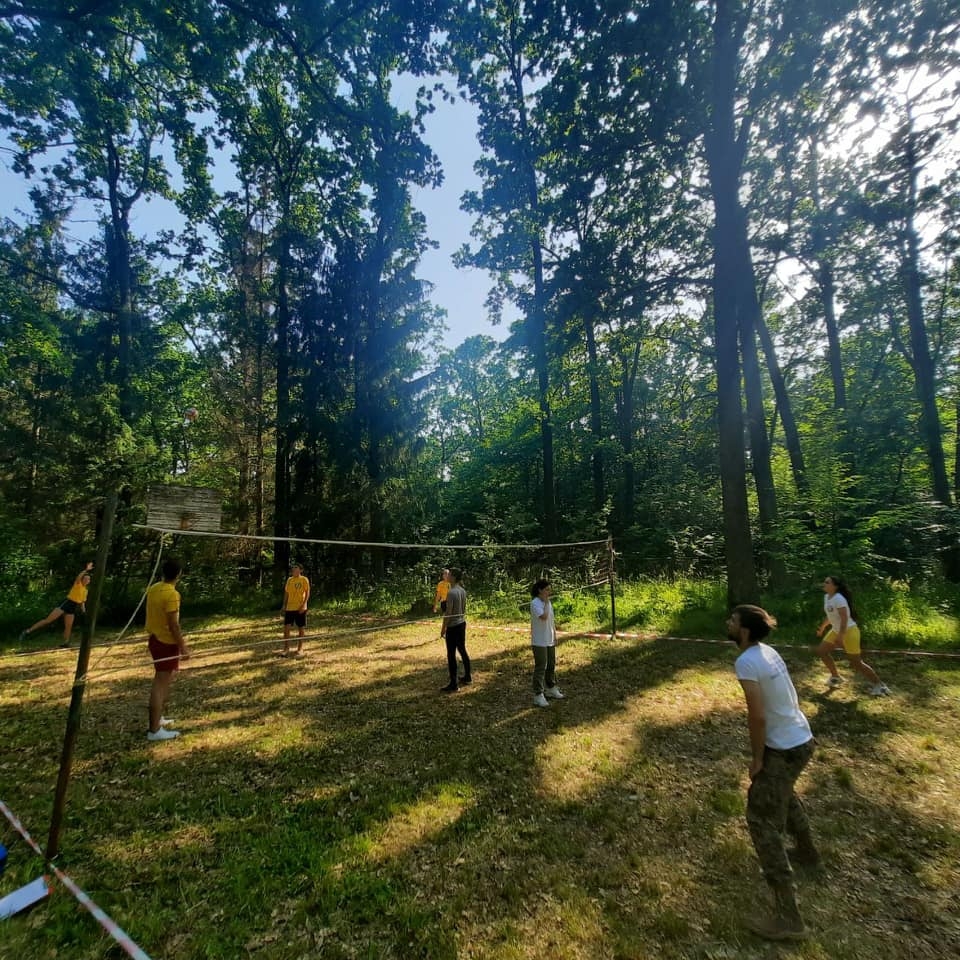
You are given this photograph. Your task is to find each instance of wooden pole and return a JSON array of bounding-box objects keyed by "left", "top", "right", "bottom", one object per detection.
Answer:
[
  {"left": 46, "top": 488, "right": 119, "bottom": 861},
  {"left": 607, "top": 536, "right": 617, "bottom": 639}
]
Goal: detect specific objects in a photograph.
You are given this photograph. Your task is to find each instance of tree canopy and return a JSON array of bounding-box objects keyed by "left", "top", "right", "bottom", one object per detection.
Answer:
[{"left": 1, "top": 0, "right": 958, "bottom": 599}]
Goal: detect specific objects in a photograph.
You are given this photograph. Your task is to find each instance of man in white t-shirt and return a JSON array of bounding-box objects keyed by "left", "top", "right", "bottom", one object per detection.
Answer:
[{"left": 729, "top": 604, "right": 818, "bottom": 941}]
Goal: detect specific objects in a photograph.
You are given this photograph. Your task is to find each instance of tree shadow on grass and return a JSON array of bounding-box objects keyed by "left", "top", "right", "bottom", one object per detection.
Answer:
[{"left": 3, "top": 621, "right": 960, "bottom": 959}]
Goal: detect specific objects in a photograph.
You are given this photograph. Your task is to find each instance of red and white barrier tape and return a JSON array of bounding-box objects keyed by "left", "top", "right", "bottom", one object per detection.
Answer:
[
  {"left": 487, "top": 624, "right": 960, "bottom": 658},
  {"left": 0, "top": 800, "right": 152, "bottom": 960}
]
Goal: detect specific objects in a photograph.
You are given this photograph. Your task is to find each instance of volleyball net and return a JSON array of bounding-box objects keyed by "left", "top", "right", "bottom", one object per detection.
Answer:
[{"left": 128, "top": 523, "right": 615, "bottom": 623}]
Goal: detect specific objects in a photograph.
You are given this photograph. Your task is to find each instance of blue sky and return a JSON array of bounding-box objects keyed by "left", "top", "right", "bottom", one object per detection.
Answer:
[{"left": 397, "top": 79, "right": 508, "bottom": 351}]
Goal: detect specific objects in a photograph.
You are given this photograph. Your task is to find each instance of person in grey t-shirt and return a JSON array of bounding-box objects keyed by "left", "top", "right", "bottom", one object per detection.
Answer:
[{"left": 440, "top": 568, "right": 470, "bottom": 692}]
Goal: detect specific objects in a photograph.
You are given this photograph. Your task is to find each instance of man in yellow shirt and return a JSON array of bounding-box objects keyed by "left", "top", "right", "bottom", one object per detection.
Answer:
[
  {"left": 145, "top": 558, "right": 190, "bottom": 742},
  {"left": 433, "top": 568, "right": 450, "bottom": 639},
  {"left": 19, "top": 561, "right": 94, "bottom": 648},
  {"left": 282, "top": 563, "right": 310, "bottom": 655}
]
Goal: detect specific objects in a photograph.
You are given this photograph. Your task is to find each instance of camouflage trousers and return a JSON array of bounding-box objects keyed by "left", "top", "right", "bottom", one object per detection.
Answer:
[{"left": 746, "top": 739, "right": 815, "bottom": 886}]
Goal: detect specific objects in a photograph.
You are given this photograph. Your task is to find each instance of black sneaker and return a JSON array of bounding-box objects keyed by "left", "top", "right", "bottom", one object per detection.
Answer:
[
  {"left": 440, "top": 682, "right": 459, "bottom": 693},
  {"left": 459, "top": 675, "right": 472, "bottom": 685}
]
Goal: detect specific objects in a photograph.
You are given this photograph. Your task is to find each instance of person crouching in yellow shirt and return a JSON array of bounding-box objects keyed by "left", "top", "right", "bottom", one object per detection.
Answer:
[{"left": 20, "top": 561, "right": 94, "bottom": 648}]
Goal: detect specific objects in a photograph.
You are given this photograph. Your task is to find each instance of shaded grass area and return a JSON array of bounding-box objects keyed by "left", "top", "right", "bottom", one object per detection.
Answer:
[{"left": 2, "top": 613, "right": 960, "bottom": 959}]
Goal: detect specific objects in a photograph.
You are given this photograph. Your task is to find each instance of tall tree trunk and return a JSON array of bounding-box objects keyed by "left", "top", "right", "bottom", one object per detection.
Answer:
[
  {"left": 818, "top": 261, "right": 848, "bottom": 413},
  {"left": 704, "top": 0, "right": 759, "bottom": 604},
  {"left": 105, "top": 136, "right": 135, "bottom": 425},
  {"left": 584, "top": 313, "right": 605, "bottom": 513},
  {"left": 25, "top": 360, "right": 43, "bottom": 516},
  {"left": 902, "top": 136, "right": 952, "bottom": 509},
  {"left": 955, "top": 391, "right": 960, "bottom": 501},
  {"left": 274, "top": 218, "right": 292, "bottom": 575},
  {"left": 512, "top": 56, "right": 556, "bottom": 542},
  {"left": 756, "top": 311, "right": 810, "bottom": 499},
  {"left": 617, "top": 342, "right": 643, "bottom": 528},
  {"left": 900, "top": 124, "right": 959, "bottom": 580},
  {"left": 531, "top": 246, "right": 556, "bottom": 541},
  {"left": 808, "top": 143, "right": 856, "bottom": 488},
  {"left": 740, "top": 269, "right": 787, "bottom": 586}
]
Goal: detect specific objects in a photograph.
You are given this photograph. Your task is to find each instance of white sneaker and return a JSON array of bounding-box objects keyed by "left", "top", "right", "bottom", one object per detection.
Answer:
[
  {"left": 827, "top": 675, "right": 844, "bottom": 688},
  {"left": 544, "top": 686, "right": 565, "bottom": 700},
  {"left": 532, "top": 693, "right": 550, "bottom": 708},
  {"left": 160, "top": 717, "right": 176, "bottom": 728},
  {"left": 146, "top": 728, "right": 180, "bottom": 742},
  {"left": 869, "top": 683, "right": 890, "bottom": 697}
]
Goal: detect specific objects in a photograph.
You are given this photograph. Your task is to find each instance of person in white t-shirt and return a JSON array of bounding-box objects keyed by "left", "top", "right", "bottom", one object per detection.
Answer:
[
  {"left": 816, "top": 576, "right": 889, "bottom": 696},
  {"left": 530, "top": 579, "right": 564, "bottom": 708},
  {"left": 729, "top": 603, "right": 818, "bottom": 942}
]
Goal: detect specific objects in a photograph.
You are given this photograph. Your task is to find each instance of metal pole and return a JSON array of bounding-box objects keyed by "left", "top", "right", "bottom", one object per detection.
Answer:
[
  {"left": 46, "top": 488, "right": 119, "bottom": 861},
  {"left": 607, "top": 536, "right": 617, "bottom": 639}
]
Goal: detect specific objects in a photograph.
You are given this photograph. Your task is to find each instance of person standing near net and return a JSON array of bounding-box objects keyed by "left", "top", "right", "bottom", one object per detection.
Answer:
[
  {"left": 530, "top": 579, "right": 564, "bottom": 707},
  {"left": 815, "top": 576, "right": 889, "bottom": 696},
  {"left": 145, "top": 558, "right": 190, "bottom": 742},
  {"left": 19, "top": 561, "right": 94, "bottom": 647},
  {"left": 282, "top": 562, "right": 311, "bottom": 656},
  {"left": 440, "top": 568, "right": 471, "bottom": 692},
  {"left": 729, "top": 603, "right": 818, "bottom": 941},
  {"left": 432, "top": 568, "right": 450, "bottom": 639}
]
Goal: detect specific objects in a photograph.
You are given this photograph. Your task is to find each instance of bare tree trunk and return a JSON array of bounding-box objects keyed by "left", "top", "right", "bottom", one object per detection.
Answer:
[
  {"left": 756, "top": 311, "right": 810, "bottom": 499},
  {"left": 274, "top": 210, "right": 292, "bottom": 575},
  {"left": 899, "top": 125, "right": 959, "bottom": 579},
  {"left": 617, "top": 341, "right": 643, "bottom": 527},
  {"left": 704, "top": 0, "right": 759, "bottom": 604},
  {"left": 955, "top": 391, "right": 960, "bottom": 501},
  {"left": 584, "top": 313, "right": 605, "bottom": 513},
  {"left": 740, "top": 278, "right": 787, "bottom": 586},
  {"left": 511, "top": 55, "right": 557, "bottom": 542}
]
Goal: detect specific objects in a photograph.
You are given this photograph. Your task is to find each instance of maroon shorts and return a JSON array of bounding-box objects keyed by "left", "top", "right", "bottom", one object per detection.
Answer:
[{"left": 148, "top": 634, "right": 180, "bottom": 673}]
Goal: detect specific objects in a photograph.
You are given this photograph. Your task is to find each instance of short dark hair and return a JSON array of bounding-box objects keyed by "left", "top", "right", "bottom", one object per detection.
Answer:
[
  {"left": 732, "top": 604, "right": 776, "bottom": 641},
  {"left": 531, "top": 579, "right": 550, "bottom": 597},
  {"left": 448, "top": 567, "right": 462, "bottom": 583},
  {"left": 161, "top": 558, "right": 182, "bottom": 582}
]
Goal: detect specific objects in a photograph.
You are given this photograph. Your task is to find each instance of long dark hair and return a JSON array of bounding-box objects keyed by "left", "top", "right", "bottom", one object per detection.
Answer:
[{"left": 826, "top": 576, "right": 858, "bottom": 621}]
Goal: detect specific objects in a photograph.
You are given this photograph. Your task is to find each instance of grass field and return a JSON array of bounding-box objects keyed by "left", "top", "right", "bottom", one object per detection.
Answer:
[{"left": 2, "top": 611, "right": 960, "bottom": 959}]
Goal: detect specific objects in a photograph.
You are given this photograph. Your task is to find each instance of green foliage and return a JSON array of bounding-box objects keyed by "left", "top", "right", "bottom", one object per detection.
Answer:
[{"left": 2, "top": 0, "right": 960, "bottom": 618}]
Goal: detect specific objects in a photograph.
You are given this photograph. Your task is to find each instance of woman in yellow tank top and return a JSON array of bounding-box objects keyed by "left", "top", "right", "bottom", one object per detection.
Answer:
[{"left": 19, "top": 561, "right": 94, "bottom": 648}]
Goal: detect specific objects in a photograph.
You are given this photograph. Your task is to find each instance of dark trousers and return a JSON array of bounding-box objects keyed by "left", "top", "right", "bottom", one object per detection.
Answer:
[
  {"left": 746, "top": 739, "right": 815, "bottom": 886},
  {"left": 531, "top": 645, "right": 556, "bottom": 694},
  {"left": 445, "top": 622, "right": 470, "bottom": 681}
]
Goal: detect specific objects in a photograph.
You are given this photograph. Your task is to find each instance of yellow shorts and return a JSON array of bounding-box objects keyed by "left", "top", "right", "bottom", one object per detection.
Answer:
[{"left": 825, "top": 625, "right": 861, "bottom": 655}]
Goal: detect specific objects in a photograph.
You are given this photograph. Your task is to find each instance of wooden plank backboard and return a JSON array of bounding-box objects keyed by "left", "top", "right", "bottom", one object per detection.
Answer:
[{"left": 146, "top": 486, "right": 222, "bottom": 532}]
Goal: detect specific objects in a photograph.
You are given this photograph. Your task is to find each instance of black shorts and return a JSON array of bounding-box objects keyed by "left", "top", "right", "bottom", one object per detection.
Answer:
[
  {"left": 284, "top": 610, "right": 306, "bottom": 627},
  {"left": 440, "top": 600, "right": 447, "bottom": 612},
  {"left": 59, "top": 599, "right": 80, "bottom": 615}
]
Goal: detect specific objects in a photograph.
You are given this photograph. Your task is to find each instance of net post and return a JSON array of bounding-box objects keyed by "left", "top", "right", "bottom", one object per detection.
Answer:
[
  {"left": 607, "top": 536, "right": 617, "bottom": 639},
  {"left": 46, "top": 487, "right": 119, "bottom": 861}
]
